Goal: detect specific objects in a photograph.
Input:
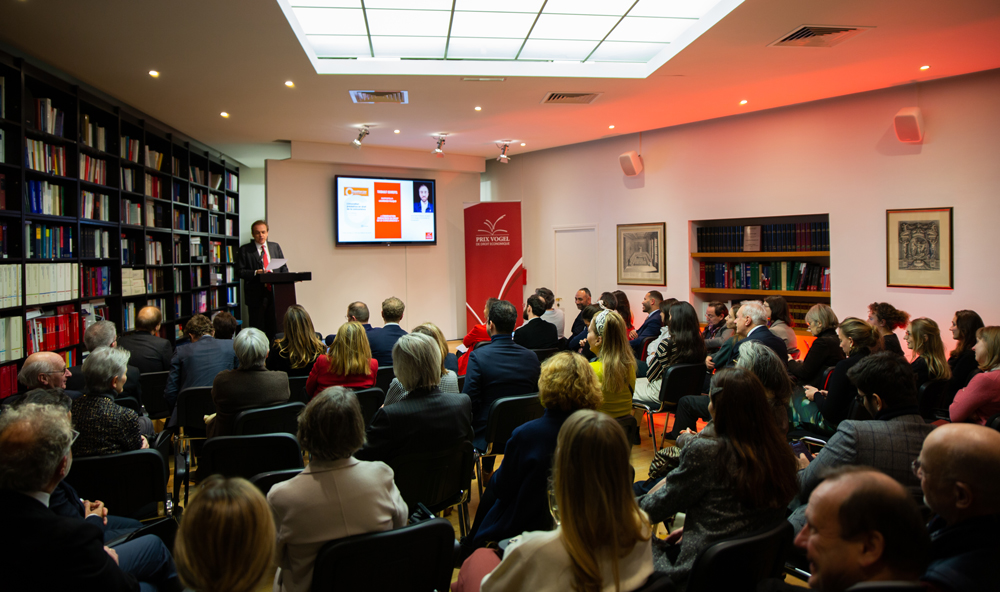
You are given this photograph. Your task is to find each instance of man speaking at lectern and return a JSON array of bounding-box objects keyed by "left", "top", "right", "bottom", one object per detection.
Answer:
[{"left": 238, "top": 219, "right": 288, "bottom": 341}]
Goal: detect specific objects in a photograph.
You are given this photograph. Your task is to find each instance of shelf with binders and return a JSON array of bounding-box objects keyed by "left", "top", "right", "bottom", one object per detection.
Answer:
[
  {"left": 25, "top": 303, "right": 82, "bottom": 361},
  {"left": 24, "top": 219, "right": 76, "bottom": 260},
  {"left": 80, "top": 186, "right": 118, "bottom": 223},
  {"left": 78, "top": 224, "right": 116, "bottom": 260},
  {"left": 172, "top": 204, "right": 190, "bottom": 232}
]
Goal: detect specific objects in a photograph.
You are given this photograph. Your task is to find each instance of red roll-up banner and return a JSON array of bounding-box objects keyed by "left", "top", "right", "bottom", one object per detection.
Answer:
[{"left": 464, "top": 202, "right": 525, "bottom": 331}]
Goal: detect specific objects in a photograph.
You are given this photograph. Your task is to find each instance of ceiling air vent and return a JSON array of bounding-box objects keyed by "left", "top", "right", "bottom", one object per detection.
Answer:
[
  {"left": 349, "top": 90, "right": 409, "bottom": 104},
  {"left": 541, "top": 92, "right": 602, "bottom": 105},
  {"left": 769, "top": 25, "right": 873, "bottom": 48}
]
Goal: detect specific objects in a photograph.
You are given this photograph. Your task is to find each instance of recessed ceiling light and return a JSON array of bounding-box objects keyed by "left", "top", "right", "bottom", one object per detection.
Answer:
[
  {"left": 920, "top": 65, "right": 930, "bottom": 70},
  {"left": 394, "top": 129, "right": 400, "bottom": 134},
  {"left": 220, "top": 112, "right": 230, "bottom": 118},
  {"left": 475, "top": 106, "right": 482, "bottom": 111},
  {"left": 520, "top": 143, "right": 526, "bottom": 147},
  {"left": 285, "top": 80, "right": 295, "bottom": 87},
  {"left": 739, "top": 99, "right": 748, "bottom": 105},
  {"left": 609, "top": 125, "right": 615, "bottom": 129},
  {"left": 148, "top": 70, "right": 160, "bottom": 78}
]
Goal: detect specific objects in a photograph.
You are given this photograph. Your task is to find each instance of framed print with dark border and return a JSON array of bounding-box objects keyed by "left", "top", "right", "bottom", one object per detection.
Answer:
[
  {"left": 617, "top": 223, "right": 666, "bottom": 286},
  {"left": 886, "top": 207, "right": 953, "bottom": 289}
]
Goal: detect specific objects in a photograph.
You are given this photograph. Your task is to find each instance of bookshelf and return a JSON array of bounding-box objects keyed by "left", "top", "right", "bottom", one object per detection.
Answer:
[
  {"left": 689, "top": 214, "right": 831, "bottom": 338},
  {"left": 0, "top": 50, "right": 242, "bottom": 397}
]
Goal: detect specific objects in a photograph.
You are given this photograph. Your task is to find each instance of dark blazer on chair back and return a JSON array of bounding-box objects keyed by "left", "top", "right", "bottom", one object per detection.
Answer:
[
  {"left": 463, "top": 334, "right": 542, "bottom": 444},
  {"left": 208, "top": 367, "right": 291, "bottom": 439},
  {"left": 367, "top": 324, "right": 408, "bottom": 368},
  {"left": 115, "top": 331, "right": 174, "bottom": 374},
  {"left": 513, "top": 318, "right": 559, "bottom": 351},
  {"left": 355, "top": 386, "right": 473, "bottom": 464}
]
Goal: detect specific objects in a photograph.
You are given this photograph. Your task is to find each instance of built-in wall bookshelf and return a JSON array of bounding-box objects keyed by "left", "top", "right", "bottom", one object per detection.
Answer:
[{"left": 0, "top": 50, "right": 241, "bottom": 397}]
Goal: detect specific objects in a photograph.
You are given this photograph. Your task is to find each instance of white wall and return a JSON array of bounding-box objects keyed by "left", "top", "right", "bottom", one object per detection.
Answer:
[{"left": 482, "top": 69, "right": 1000, "bottom": 354}]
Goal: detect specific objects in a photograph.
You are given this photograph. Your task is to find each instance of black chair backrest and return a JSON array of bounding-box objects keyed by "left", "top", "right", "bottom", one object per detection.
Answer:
[
  {"left": 987, "top": 412, "right": 1000, "bottom": 432},
  {"left": 139, "top": 371, "right": 172, "bottom": 419},
  {"left": 686, "top": 520, "right": 793, "bottom": 592},
  {"left": 311, "top": 518, "right": 455, "bottom": 592},
  {"left": 352, "top": 387, "right": 385, "bottom": 426},
  {"left": 615, "top": 414, "right": 640, "bottom": 447},
  {"left": 116, "top": 396, "right": 142, "bottom": 416},
  {"left": 233, "top": 402, "right": 306, "bottom": 436},
  {"left": 64, "top": 449, "right": 167, "bottom": 519},
  {"left": 918, "top": 379, "right": 950, "bottom": 420},
  {"left": 287, "top": 376, "right": 309, "bottom": 404},
  {"left": 634, "top": 571, "right": 675, "bottom": 592},
  {"left": 483, "top": 393, "right": 545, "bottom": 455},
  {"left": 198, "top": 433, "right": 304, "bottom": 480},
  {"left": 386, "top": 440, "right": 473, "bottom": 513},
  {"left": 532, "top": 348, "right": 559, "bottom": 362},
  {"left": 375, "top": 366, "right": 395, "bottom": 395},
  {"left": 176, "top": 386, "right": 215, "bottom": 430},
  {"left": 457, "top": 375, "right": 465, "bottom": 392},
  {"left": 250, "top": 468, "right": 303, "bottom": 496},
  {"left": 822, "top": 366, "right": 836, "bottom": 390},
  {"left": 659, "top": 364, "right": 707, "bottom": 406},
  {"left": 639, "top": 336, "right": 655, "bottom": 358}
]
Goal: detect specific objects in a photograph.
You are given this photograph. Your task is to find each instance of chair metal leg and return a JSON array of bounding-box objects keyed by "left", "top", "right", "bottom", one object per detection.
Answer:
[
  {"left": 649, "top": 412, "right": 658, "bottom": 450},
  {"left": 474, "top": 452, "right": 484, "bottom": 498}
]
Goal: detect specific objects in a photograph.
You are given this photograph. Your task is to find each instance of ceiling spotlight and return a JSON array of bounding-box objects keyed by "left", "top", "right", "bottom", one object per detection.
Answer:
[
  {"left": 394, "top": 129, "right": 400, "bottom": 134},
  {"left": 496, "top": 143, "right": 511, "bottom": 164},
  {"left": 920, "top": 65, "right": 930, "bottom": 70},
  {"left": 739, "top": 99, "right": 748, "bottom": 105},
  {"left": 352, "top": 126, "right": 370, "bottom": 149},
  {"left": 148, "top": 70, "right": 160, "bottom": 78},
  {"left": 432, "top": 135, "right": 447, "bottom": 158},
  {"left": 608, "top": 125, "right": 615, "bottom": 129},
  {"left": 475, "top": 106, "right": 482, "bottom": 111},
  {"left": 220, "top": 112, "right": 230, "bottom": 118},
  {"left": 285, "top": 80, "right": 295, "bottom": 88}
]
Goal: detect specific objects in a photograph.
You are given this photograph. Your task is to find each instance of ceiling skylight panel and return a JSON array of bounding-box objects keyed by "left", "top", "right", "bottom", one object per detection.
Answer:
[
  {"left": 365, "top": 0, "right": 453, "bottom": 8},
  {"left": 292, "top": 7, "right": 367, "bottom": 35},
  {"left": 450, "top": 11, "right": 537, "bottom": 39},
  {"left": 630, "top": 0, "right": 718, "bottom": 19},
  {"left": 529, "top": 14, "right": 619, "bottom": 41},
  {"left": 454, "top": 0, "right": 544, "bottom": 12},
  {"left": 365, "top": 9, "right": 452, "bottom": 37},
  {"left": 288, "top": 0, "right": 360, "bottom": 7},
  {"left": 606, "top": 17, "right": 697, "bottom": 43},
  {"left": 519, "top": 39, "right": 599, "bottom": 61},
  {"left": 308, "top": 35, "right": 372, "bottom": 57},
  {"left": 588, "top": 41, "right": 668, "bottom": 62},
  {"left": 542, "top": 0, "right": 636, "bottom": 16},
  {"left": 447, "top": 37, "right": 523, "bottom": 59},
  {"left": 371, "top": 36, "right": 447, "bottom": 58}
]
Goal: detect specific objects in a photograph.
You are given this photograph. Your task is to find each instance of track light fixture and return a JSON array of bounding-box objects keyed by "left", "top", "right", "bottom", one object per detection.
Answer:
[
  {"left": 496, "top": 142, "right": 511, "bottom": 164},
  {"left": 432, "top": 135, "right": 447, "bottom": 157},
  {"left": 352, "top": 126, "right": 370, "bottom": 149}
]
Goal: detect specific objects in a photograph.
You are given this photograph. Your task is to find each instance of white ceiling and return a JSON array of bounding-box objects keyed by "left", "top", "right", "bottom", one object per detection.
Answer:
[{"left": 1, "top": 0, "right": 999, "bottom": 168}]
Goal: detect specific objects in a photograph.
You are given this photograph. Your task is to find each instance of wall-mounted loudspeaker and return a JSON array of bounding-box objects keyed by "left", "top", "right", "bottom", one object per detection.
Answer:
[
  {"left": 619, "top": 150, "right": 643, "bottom": 176},
  {"left": 894, "top": 107, "right": 924, "bottom": 143}
]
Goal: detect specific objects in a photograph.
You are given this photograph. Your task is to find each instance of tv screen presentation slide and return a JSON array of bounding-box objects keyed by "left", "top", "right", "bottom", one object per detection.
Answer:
[{"left": 335, "top": 176, "right": 437, "bottom": 245}]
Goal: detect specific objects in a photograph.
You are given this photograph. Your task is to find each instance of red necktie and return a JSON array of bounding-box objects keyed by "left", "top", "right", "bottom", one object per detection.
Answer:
[{"left": 262, "top": 245, "right": 269, "bottom": 271}]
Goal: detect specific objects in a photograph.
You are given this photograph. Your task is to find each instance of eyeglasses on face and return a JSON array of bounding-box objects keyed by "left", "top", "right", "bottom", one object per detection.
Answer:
[{"left": 911, "top": 458, "right": 926, "bottom": 477}]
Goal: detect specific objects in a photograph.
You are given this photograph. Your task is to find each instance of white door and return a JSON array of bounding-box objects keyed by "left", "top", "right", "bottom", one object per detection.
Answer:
[{"left": 554, "top": 226, "right": 598, "bottom": 337}]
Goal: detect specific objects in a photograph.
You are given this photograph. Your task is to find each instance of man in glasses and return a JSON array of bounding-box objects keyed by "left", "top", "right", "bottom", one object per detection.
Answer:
[{"left": 16, "top": 351, "right": 80, "bottom": 399}]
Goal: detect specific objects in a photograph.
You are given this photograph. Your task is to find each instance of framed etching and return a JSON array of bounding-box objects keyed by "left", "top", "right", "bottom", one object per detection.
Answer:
[
  {"left": 886, "top": 207, "right": 953, "bottom": 289},
  {"left": 617, "top": 223, "right": 666, "bottom": 286}
]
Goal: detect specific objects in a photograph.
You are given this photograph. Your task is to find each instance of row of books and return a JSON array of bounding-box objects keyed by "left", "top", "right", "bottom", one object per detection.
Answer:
[
  {"left": 209, "top": 172, "right": 224, "bottom": 191},
  {"left": 189, "top": 165, "right": 206, "bottom": 185},
  {"left": 208, "top": 242, "right": 235, "bottom": 264},
  {"left": 0, "top": 223, "right": 9, "bottom": 259},
  {"left": 225, "top": 171, "right": 238, "bottom": 192},
  {"left": 35, "top": 98, "right": 66, "bottom": 137},
  {"left": 174, "top": 210, "right": 188, "bottom": 230},
  {"left": 145, "top": 235, "right": 165, "bottom": 265},
  {"left": 145, "top": 174, "right": 164, "bottom": 198},
  {"left": 788, "top": 302, "right": 816, "bottom": 327},
  {"left": 121, "top": 268, "right": 146, "bottom": 297},
  {"left": 80, "top": 227, "right": 111, "bottom": 259},
  {"left": 191, "top": 267, "right": 206, "bottom": 288},
  {"left": 193, "top": 290, "right": 209, "bottom": 313},
  {"left": 79, "top": 153, "right": 108, "bottom": 185},
  {"left": 0, "top": 316, "right": 25, "bottom": 362},
  {"left": 81, "top": 191, "right": 110, "bottom": 221},
  {"left": 208, "top": 266, "right": 236, "bottom": 286},
  {"left": 145, "top": 146, "right": 165, "bottom": 170},
  {"left": 26, "top": 180, "right": 68, "bottom": 215},
  {"left": 147, "top": 268, "right": 166, "bottom": 293},
  {"left": 0, "top": 266, "right": 21, "bottom": 308},
  {"left": 82, "top": 266, "right": 113, "bottom": 298},
  {"left": 80, "top": 114, "right": 107, "bottom": 152},
  {"left": 121, "top": 168, "right": 139, "bottom": 193},
  {"left": 26, "top": 305, "right": 80, "bottom": 355},
  {"left": 699, "top": 261, "right": 831, "bottom": 292},
  {"left": 122, "top": 298, "right": 165, "bottom": 332},
  {"left": 121, "top": 136, "right": 141, "bottom": 163},
  {"left": 122, "top": 198, "right": 142, "bottom": 225},
  {"left": 121, "top": 235, "right": 139, "bottom": 266},
  {"left": 26, "top": 223, "right": 74, "bottom": 259},
  {"left": 145, "top": 200, "right": 169, "bottom": 228},
  {"left": 225, "top": 195, "right": 237, "bottom": 213},
  {"left": 25, "top": 138, "right": 67, "bottom": 176},
  {"left": 696, "top": 222, "right": 830, "bottom": 253},
  {"left": 0, "top": 364, "right": 18, "bottom": 399},
  {"left": 191, "top": 188, "right": 222, "bottom": 210},
  {"left": 25, "top": 262, "right": 79, "bottom": 304}
]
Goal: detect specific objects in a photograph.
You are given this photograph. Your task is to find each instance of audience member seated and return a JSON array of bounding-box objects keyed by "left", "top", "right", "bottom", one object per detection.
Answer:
[
  {"left": 513, "top": 294, "right": 560, "bottom": 350},
  {"left": 535, "top": 287, "right": 565, "bottom": 337},
  {"left": 464, "top": 300, "right": 541, "bottom": 470},
  {"left": 788, "top": 303, "right": 845, "bottom": 387},
  {"left": 66, "top": 320, "right": 142, "bottom": 401},
  {"left": 457, "top": 298, "right": 498, "bottom": 376},
  {"left": 16, "top": 351, "right": 81, "bottom": 400},
  {"left": 206, "top": 328, "right": 290, "bottom": 439},
  {"left": 72, "top": 347, "right": 151, "bottom": 457},
  {"left": 367, "top": 296, "right": 408, "bottom": 368},
  {"left": 461, "top": 352, "right": 602, "bottom": 556},
  {"left": 116, "top": 306, "right": 174, "bottom": 373},
  {"left": 906, "top": 317, "right": 951, "bottom": 387},
  {"left": 269, "top": 388, "right": 407, "bottom": 592},
  {"left": 588, "top": 310, "right": 637, "bottom": 419},
  {"left": 802, "top": 317, "right": 880, "bottom": 429},
  {"left": 357, "top": 333, "right": 472, "bottom": 463},
  {"left": 765, "top": 295, "right": 800, "bottom": 359},
  {"left": 211, "top": 311, "right": 239, "bottom": 340},
  {"left": 454, "top": 410, "right": 654, "bottom": 592},
  {"left": 567, "top": 303, "right": 601, "bottom": 361},
  {"left": 324, "top": 301, "right": 378, "bottom": 346},
  {"left": 633, "top": 301, "right": 705, "bottom": 408},
  {"left": 305, "top": 321, "right": 377, "bottom": 398},
  {"left": 637, "top": 367, "right": 798, "bottom": 587},
  {"left": 701, "top": 300, "right": 731, "bottom": 351},
  {"left": 175, "top": 476, "right": 276, "bottom": 592},
  {"left": 597, "top": 290, "right": 617, "bottom": 312},
  {"left": 917, "top": 423, "right": 1000, "bottom": 592},
  {"left": 703, "top": 303, "right": 740, "bottom": 375},
  {"left": 612, "top": 290, "right": 636, "bottom": 336},
  {"left": 946, "top": 309, "right": 985, "bottom": 402},
  {"left": 791, "top": 467, "right": 930, "bottom": 592},
  {"left": 868, "top": 301, "right": 910, "bottom": 357},
  {"left": 629, "top": 290, "right": 664, "bottom": 357},
  {"left": 636, "top": 298, "right": 678, "bottom": 377},
  {"left": 266, "top": 305, "right": 326, "bottom": 378},
  {"left": 733, "top": 300, "right": 789, "bottom": 363},
  {"left": 164, "top": 314, "right": 239, "bottom": 410},
  {"left": 384, "top": 323, "right": 460, "bottom": 406},
  {"left": 569, "top": 287, "right": 592, "bottom": 337},
  {"left": 950, "top": 326, "right": 1000, "bottom": 424},
  {"left": 789, "top": 352, "right": 934, "bottom": 532},
  {"left": 0, "top": 403, "right": 179, "bottom": 591}
]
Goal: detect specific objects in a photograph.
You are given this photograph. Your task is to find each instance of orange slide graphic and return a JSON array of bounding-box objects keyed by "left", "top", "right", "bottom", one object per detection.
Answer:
[{"left": 373, "top": 182, "right": 402, "bottom": 239}]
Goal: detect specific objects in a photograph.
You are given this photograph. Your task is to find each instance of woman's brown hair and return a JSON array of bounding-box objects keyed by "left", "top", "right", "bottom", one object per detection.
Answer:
[
  {"left": 868, "top": 302, "right": 910, "bottom": 331},
  {"left": 839, "top": 317, "right": 881, "bottom": 356},
  {"left": 611, "top": 290, "right": 633, "bottom": 327},
  {"left": 975, "top": 326, "right": 1000, "bottom": 371},
  {"left": 951, "top": 310, "right": 985, "bottom": 358},
  {"left": 765, "top": 296, "right": 794, "bottom": 328},
  {"left": 275, "top": 305, "right": 326, "bottom": 370},
  {"left": 326, "top": 321, "right": 373, "bottom": 377}
]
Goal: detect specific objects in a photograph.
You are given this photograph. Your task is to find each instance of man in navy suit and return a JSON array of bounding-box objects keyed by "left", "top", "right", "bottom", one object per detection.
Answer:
[
  {"left": 628, "top": 290, "right": 664, "bottom": 357},
  {"left": 163, "top": 314, "right": 238, "bottom": 410},
  {"left": 513, "top": 295, "right": 559, "bottom": 350},
  {"left": 413, "top": 183, "right": 434, "bottom": 213},
  {"left": 367, "top": 297, "right": 408, "bottom": 368}
]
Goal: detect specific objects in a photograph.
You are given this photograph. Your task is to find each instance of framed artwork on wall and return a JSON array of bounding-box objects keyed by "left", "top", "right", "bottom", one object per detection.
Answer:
[
  {"left": 886, "top": 207, "right": 953, "bottom": 289},
  {"left": 617, "top": 222, "right": 666, "bottom": 286}
]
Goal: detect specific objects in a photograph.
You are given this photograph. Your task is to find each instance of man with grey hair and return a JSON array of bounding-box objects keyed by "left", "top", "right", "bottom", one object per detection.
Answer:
[
  {"left": 66, "top": 320, "right": 142, "bottom": 401},
  {"left": 16, "top": 351, "right": 81, "bottom": 399},
  {"left": 0, "top": 403, "right": 180, "bottom": 590},
  {"left": 367, "top": 296, "right": 408, "bottom": 367},
  {"left": 72, "top": 347, "right": 152, "bottom": 456},
  {"left": 732, "top": 300, "right": 788, "bottom": 365}
]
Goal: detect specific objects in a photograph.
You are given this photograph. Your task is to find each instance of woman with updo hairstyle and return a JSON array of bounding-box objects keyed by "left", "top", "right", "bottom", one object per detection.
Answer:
[
  {"left": 867, "top": 301, "right": 910, "bottom": 356},
  {"left": 460, "top": 352, "right": 603, "bottom": 556},
  {"left": 587, "top": 310, "right": 637, "bottom": 419},
  {"left": 305, "top": 321, "right": 377, "bottom": 397},
  {"left": 597, "top": 291, "right": 618, "bottom": 312},
  {"left": 803, "top": 317, "right": 881, "bottom": 428},
  {"left": 267, "top": 304, "right": 326, "bottom": 377},
  {"left": 904, "top": 318, "right": 951, "bottom": 387},
  {"left": 174, "top": 476, "right": 275, "bottom": 592},
  {"left": 947, "top": 310, "right": 985, "bottom": 399},
  {"left": 383, "top": 322, "right": 460, "bottom": 406},
  {"left": 950, "top": 326, "right": 1000, "bottom": 425}
]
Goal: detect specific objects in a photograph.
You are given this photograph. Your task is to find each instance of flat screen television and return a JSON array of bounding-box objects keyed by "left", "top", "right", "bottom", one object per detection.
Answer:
[{"left": 334, "top": 175, "right": 437, "bottom": 246}]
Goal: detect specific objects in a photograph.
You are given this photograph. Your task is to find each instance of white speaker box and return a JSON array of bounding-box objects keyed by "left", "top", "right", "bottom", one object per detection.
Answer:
[
  {"left": 894, "top": 107, "right": 924, "bottom": 143},
  {"left": 619, "top": 150, "right": 643, "bottom": 176}
]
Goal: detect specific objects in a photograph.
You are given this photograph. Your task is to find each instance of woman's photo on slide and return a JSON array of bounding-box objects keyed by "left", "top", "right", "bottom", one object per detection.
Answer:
[{"left": 413, "top": 183, "right": 434, "bottom": 213}]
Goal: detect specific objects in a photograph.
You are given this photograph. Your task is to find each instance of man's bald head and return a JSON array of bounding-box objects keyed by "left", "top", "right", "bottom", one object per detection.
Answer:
[
  {"left": 17, "top": 352, "right": 70, "bottom": 390},
  {"left": 135, "top": 306, "right": 163, "bottom": 333},
  {"left": 918, "top": 423, "right": 1000, "bottom": 523}
]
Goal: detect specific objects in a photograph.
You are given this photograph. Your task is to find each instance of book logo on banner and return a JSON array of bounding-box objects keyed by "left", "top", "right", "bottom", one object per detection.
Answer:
[{"left": 476, "top": 216, "right": 510, "bottom": 246}]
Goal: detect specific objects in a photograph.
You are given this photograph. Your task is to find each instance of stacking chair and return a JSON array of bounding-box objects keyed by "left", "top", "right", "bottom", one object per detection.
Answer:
[
  {"left": 173, "top": 386, "right": 215, "bottom": 504},
  {"left": 287, "top": 376, "right": 309, "bottom": 404},
  {"left": 197, "top": 433, "right": 304, "bottom": 482},
  {"left": 64, "top": 449, "right": 169, "bottom": 519},
  {"left": 115, "top": 396, "right": 142, "bottom": 416},
  {"left": 531, "top": 347, "right": 559, "bottom": 362},
  {"left": 457, "top": 375, "right": 465, "bottom": 392},
  {"left": 917, "top": 379, "right": 949, "bottom": 421},
  {"left": 374, "top": 366, "right": 395, "bottom": 395},
  {"left": 311, "top": 518, "right": 455, "bottom": 592},
  {"left": 250, "top": 468, "right": 303, "bottom": 496},
  {"left": 139, "top": 371, "right": 172, "bottom": 420},
  {"left": 987, "top": 412, "right": 1000, "bottom": 432},
  {"left": 352, "top": 387, "right": 385, "bottom": 426},
  {"left": 686, "top": 520, "right": 793, "bottom": 592},
  {"left": 387, "top": 440, "right": 474, "bottom": 536},
  {"left": 475, "top": 393, "right": 545, "bottom": 496},
  {"left": 233, "top": 402, "right": 305, "bottom": 435},
  {"left": 631, "top": 363, "right": 706, "bottom": 449}
]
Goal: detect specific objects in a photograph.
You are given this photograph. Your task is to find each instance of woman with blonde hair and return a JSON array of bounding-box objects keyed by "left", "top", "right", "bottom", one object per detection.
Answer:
[
  {"left": 267, "top": 304, "right": 326, "bottom": 377},
  {"left": 905, "top": 317, "right": 951, "bottom": 386},
  {"left": 383, "top": 322, "right": 459, "bottom": 406},
  {"left": 174, "top": 475, "right": 275, "bottom": 592},
  {"left": 305, "top": 321, "right": 376, "bottom": 397},
  {"left": 803, "top": 317, "right": 881, "bottom": 428},
  {"left": 588, "top": 310, "right": 637, "bottom": 419},
  {"left": 455, "top": 410, "right": 654, "bottom": 592},
  {"left": 950, "top": 326, "right": 1000, "bottom": 424}
]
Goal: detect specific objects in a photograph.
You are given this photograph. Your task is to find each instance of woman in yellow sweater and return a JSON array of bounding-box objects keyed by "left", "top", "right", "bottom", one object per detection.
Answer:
[{"left": 587, "top": 309, "right": 637, "bottom": 419}]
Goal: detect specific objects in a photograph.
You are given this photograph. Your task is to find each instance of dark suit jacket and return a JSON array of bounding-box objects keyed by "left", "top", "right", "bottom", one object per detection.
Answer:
[
  {"left": 163, "top": 336, "right": 238, "bottom": 407},
  {"left": 237, "top": 241, "right": 288, "bottom": 317},
  {"left": 732, "top": 325, "right": 789, "bottom": 367},
  {"left": 367, "top": 324, "right": 408, "bottom": 368},
  {"left": 513, "top": 317, "right": 559, "bottom": 350},
  {"left": 414, "top": 201, "right": 434, "bottom": 213},
  {"left": 115, "top": 331, "right": 173, "bottom": 374},
  {"left": 355, "top": 386, "right": 473, "bottom": 464},
  {"left": 208, "top": 367, "right": 290, "bottom": 439},
  {"left": 67, "top": 364, "right": 142, "bottom": 401},
  {"left": 815, "top": 352, "right": 870, "bottom": 428},
  {"left": 464, "top": 334, "right": 541, "bottom": 448},
  {"left": 0, "top": 490, "right": 138, "bottom": 591},
  {"left": 629, "top": 311, "right": 663, "bottom": 356}
]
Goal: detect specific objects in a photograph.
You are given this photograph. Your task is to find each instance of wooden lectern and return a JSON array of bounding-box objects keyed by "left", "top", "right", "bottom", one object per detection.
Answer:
[{"left": 260, "top": 272, "right": 312, "bottom": 334}]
